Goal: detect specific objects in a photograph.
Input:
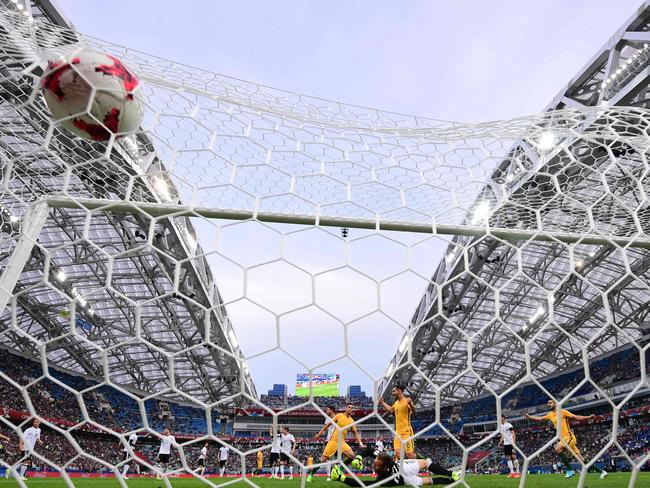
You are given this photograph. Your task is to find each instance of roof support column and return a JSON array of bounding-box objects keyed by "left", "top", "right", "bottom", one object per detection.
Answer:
[{"left": 0, "top": 201, "right": 48, "bottom": 313}]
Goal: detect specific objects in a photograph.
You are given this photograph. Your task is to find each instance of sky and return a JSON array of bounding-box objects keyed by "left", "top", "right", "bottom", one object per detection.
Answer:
[{"left": 54, "top": 0, "right": 642, "bottom": 398}]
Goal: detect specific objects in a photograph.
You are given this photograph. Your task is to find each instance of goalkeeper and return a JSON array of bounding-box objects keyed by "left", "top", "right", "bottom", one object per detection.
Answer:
[
  {"left": 307, "top": 403, "right": 365, "bottom": 482},
  {"left": 330, "top": 449, "right": 461, "bottom": 486}
]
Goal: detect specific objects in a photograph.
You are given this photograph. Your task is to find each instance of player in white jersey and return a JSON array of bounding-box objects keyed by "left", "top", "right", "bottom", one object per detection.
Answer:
[
  {"left": 219, "top": 445, "right": 230, "bottom": 477},
  {"left": 156, "top": 428, "right": 176, "bottom": 479},
  {"left": 17, "top": 419, "right": 42, "bottom": 480},
  {"left": 269, "top": 425, "right": 282, "bottom": 478},
  {"left": 121, "top": 431, "right": 138, "bottom": 479},
  {"left": 279, "top": 426, "right": 296, "bottom": 479},
  {"left": 374, "top": 435, "right": 385, "bottom": 455},
  {"left": 498, "top": 415, "right": 520, "bottom": 478},
  {"left": 324, "top": 406, "right": 336, "bottom": 480},
  {"left": 372, "top": 435, "right": 385, "bottom": 476},
  {"left": 197, "top": 442, "right": 208, "bottom": 476}
]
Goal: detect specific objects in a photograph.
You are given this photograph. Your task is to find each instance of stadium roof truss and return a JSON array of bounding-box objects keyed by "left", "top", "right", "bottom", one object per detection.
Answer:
[
  {"left": 0, "top": 0, "right": 256, "bottom": 404},
  {"left": 382, "top": 2, "right": 650, "bottom": 406}
]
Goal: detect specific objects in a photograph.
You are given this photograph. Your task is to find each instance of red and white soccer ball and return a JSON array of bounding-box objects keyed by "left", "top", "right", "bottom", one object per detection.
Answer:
[{"left": 41, "top": 49, "right": 144, "bottom": 141}]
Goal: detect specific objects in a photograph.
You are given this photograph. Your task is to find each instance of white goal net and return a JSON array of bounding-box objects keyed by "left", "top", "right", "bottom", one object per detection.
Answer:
[{"left": 0, "top": 6, "right": 648, "bottom": 488}]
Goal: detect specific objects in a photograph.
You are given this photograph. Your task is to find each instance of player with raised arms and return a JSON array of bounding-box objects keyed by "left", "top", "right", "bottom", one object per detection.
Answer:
[
  {"left": 526, "top": 400, "right": 607, "bottom": 480},
  {"left": 307, "top": 404, "right": 365, "bottom": 482},
  {"left": 379, "top": 385, "right": 416, "bottom": 459},
  {"left": 269, "top": 425, "right": 282, "bottom": 478}
]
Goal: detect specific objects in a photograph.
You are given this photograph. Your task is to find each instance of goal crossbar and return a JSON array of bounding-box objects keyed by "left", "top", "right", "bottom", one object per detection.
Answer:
[{"left": 44, "top": 196, "right": 650, "bottom": 249}]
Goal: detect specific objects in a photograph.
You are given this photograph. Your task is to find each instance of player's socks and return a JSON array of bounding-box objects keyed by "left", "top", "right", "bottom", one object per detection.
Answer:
[
  {"left": 428, "top": 477, "right": 457, "bottom": 485},
  {"left": 507, "top": 460, "right": 514, "bottom": 473},
  {"left": 289, "top": 466, "right": 294, "bottom": 477},
  {"left": 280, "top": 465, "right": 285, "bottom": 477},
  {"left": 426, "top": 459, "right": 453, "bottom": 478},
  {"left": 19, "top": 464, "right": 27, "bottom": 478},
  {"left": 558, "top": 452, "right": 573, "bottom": 471},
  {"left": 514, "top": 459, "right": 520, "bottom": 473},
  {"left": 309, "top": 466, "right": 320, "bottom": 476}
]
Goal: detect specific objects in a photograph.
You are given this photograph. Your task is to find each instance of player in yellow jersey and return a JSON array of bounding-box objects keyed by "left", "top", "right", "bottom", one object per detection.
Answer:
[
  {"left": 307, "top": 404, "right": 365, "bottom": 482},
  {"left": 526, "top": 400, "right": 607, "bottom": 480},
  {"left": 379, "top": 384, "right": 416, "bottom": 459},
  {"left": 307, "top": 455, "right": 314, "bottom": 467},
  {"left": 255, "top": 450, "right": 264, "bottom": 476}
]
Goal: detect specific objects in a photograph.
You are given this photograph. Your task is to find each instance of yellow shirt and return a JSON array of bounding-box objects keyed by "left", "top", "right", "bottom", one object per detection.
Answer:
[
  {"left": 332, "top": 413, "right": 354, "bottom": 439},
  {"left": 543, "top": 409, "right": 576, "bottom": 438},
  {"left": 257, "top": 451, "right": 263, "bottom": 467},
  {"left": 307, "top": 456, "right": 313, "bottom": 466},
  {"left": 393, "top": 398, "right": 413, "bottom": 433}
]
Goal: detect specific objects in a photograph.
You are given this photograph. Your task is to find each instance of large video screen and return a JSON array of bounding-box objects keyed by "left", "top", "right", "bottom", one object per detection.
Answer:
[{"left": 295, "top": 373, "right": 340, "bottom": 397}]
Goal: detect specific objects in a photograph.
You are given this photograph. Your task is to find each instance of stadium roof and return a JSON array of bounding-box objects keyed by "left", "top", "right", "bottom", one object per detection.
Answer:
[
  {"left": 0, "top": 0, "right": 256, "bottom": 404},
  {"left": 381, "top": 1, "right": 650, "bottom": 406}
]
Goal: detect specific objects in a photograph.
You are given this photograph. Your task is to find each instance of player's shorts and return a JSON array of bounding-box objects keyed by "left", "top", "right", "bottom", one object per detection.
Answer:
[
  {"left": 123, "top": 450, "right": 130, "bottom": 461},
  {"left": 323, "top": 439, "right": 351, "bottom": 459},
  {"left": 219, "top": 460, "right": 227, "bottom": 468},
  {"left": 393, "top": 430, "right": 415, "bottom": 455},
  {"left": 401, "top": 459, "right": 424, "bottom": 487},
  {"left": 561, "top": 434, "right": 581, "bottom": 456},
  {"left": 280, "top": 452, "right": 291, "bottom": 463},
  {"left": 257, "top": 462, "right": 264, "bottom": 469},
  {"left": 270, "top": 452, "right": 280, "bottom": 465},
  {"left": 503, "top": 444, "right": 515, "bottom": 457},
  {"left": 198, "top": 458, "right": 205, "bottom": 467},
  {"left": 157, "top": 453, "right": 170, "bottom": 464}
]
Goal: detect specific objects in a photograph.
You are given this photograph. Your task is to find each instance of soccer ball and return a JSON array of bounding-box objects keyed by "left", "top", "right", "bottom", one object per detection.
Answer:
[{"left": 41, "top": 49, "right": 144, "bottom": 141}]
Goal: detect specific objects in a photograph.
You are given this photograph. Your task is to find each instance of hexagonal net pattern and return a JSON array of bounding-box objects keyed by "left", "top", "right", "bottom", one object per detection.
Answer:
[{"left": 0, "top": 6, "right": 648, "bottom": 488}]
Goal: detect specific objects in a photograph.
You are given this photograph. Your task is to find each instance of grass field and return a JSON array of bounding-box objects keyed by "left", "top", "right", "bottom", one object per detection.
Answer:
[
  {"left": 295, "top": 383, "right": 340, "bottom": 397},
  {"left": 0, "top": 473, "right": 648, "bottom": 487}
]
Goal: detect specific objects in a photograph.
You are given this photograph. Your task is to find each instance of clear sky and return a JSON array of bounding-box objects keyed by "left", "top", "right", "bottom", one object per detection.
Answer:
[{"left": 55, "top": 0, "right": 642, "bottom": 398}]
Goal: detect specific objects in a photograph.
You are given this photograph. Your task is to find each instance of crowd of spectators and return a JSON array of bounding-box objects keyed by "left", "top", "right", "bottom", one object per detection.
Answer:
[
  {"left": 0, "top": 347, "right": 649, "bottom": 476},
  {"left": 258, "top": 395, "right": 374, "bottom": 410}
]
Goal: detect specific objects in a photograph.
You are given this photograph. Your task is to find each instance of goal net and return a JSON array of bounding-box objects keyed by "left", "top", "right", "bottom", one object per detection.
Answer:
[{"left": 0, "top": 6, "right": 648, "bottom": 488}]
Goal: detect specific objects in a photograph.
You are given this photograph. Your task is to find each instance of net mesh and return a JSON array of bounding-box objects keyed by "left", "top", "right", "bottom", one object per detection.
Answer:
[{"left": 0, "top": 6, "right": 648, "bottom": 488}]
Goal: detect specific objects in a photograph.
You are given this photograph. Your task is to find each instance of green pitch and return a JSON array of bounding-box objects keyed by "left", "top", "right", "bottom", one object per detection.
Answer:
[
  {"left": 0, "top": 473, "right": 648, "bottom": 487},
  {"left": 295, "top": 382, "right": 340, "bottom": 397}
]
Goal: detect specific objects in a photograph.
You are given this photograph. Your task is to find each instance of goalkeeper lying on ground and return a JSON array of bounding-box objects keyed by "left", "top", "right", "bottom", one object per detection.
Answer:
[{"left": 331, "top": 447, "right": 461, "bottom": 486}]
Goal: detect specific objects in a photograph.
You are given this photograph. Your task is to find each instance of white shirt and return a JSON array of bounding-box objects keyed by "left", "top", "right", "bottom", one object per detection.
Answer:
[
  {"left": 23, "top": 427, "right": 41, "bottom": 450},
  {"left": 159, "top": 434, "right": 176, "bottom": 455},
  {"left": 326, "top": 421, "right": 335, "bottom": 441},
  {"left": 271, "top": 434, "right": 282, "bottom": 453},
  {"left": 199, "top": 447, "right": 207, "bottom": 460},
  {"left": 375, "top": 440, "right": 384, "bottom": 452},
  {"left": 280, "top": 433, "right": 295, "bottom": 454},
  {"left": 219, "top": 446, "right": 229, "bottom": 461},
  {"left": 501, "top": 422, "right": 515, "bottom": 446},
  {"left": 124, "top": 433, "right": 138, "bottom": 452}
]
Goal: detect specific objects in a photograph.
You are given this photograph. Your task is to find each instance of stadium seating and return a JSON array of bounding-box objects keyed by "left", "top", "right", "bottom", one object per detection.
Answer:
[{"left": 0, "top": 347, "right": 648, "bottom": 476}]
